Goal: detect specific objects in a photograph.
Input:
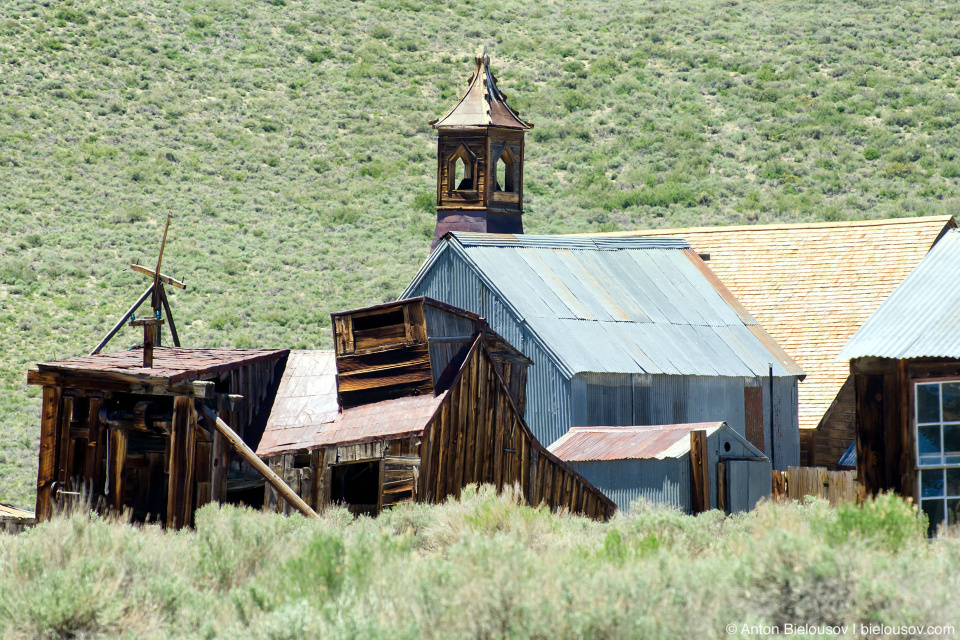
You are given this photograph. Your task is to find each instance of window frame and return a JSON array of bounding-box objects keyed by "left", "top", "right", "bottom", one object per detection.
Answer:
[{"left": 914, "top": 378, "right": 960, "bottom": 533}]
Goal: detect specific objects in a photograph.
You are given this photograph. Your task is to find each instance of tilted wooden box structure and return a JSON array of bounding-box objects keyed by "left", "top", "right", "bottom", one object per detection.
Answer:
[
  {"left": 28, "top": 347, "right": 288, "bottom": 528},
  {"left": 840, "top": 229, "right": 960, "bottom": 533},
  {"left": 257, "top": 297, "right": 615, "bottom": 520}
]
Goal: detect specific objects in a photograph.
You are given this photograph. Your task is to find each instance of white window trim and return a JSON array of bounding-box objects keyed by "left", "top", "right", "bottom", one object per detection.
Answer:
[{"left": 914, "top": 380, "right": 960, "bottom": 531}]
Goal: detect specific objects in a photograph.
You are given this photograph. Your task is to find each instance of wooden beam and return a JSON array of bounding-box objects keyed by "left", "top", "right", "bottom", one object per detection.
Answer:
[
  {"left": 197, "top": 403, "right": 320, "bottom": 520},
  {"left": 90, "top": 284, "right": 154, "bottom": 356},
  {"left": 159, "top": 285, "right": 181, "bottom": 348},
  {"left": 130, "top": 264, "right": 187, "bottom": 290},
  {"left": 167, "top": 396, "right": 197, "bottom": 529},
  {"left": 108, "top": 429, "right": 127, "bottom": 512},
  {"left": 35, "top": 386, "right": 63, "bottom": 522},
  {"left": 690, "top": 430, "right": 709, "bottom": 514}
]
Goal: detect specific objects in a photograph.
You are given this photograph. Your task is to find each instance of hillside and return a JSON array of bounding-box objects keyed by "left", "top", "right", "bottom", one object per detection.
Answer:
[{"left": 3, "top": 0, "right": 960, "bottom": 507}]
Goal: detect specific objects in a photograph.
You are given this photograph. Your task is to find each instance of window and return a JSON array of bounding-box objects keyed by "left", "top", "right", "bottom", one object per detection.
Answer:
[
  {"left": 915, "top": 380, "right": 960, "bottom": 534},
  {"left": 493, "top": 147, "right": 516, "bottom": 193},
  {"left": 447, "top": 143, "right": 476, "bottom": 193}
]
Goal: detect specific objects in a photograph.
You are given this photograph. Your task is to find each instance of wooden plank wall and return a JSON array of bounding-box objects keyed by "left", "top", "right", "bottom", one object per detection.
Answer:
[
  {"left": 32, "top": 357, "right": 282, "bottom": 526},
  {"left": 334, "top": 302, "right": 434, "bottom": 408},
  {"left": 419, "top": 340, "right": 614, "bottom": 520},
  {"left": 812, "top": 377, "right": 855, "bottom": 469},
  {"left": 771, "top": 466, "right": 860, "bottom": 507}
]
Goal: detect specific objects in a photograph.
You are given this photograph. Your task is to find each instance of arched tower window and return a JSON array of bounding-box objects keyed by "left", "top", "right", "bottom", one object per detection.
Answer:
[
  {"left": 447, "top": 143, "right": 477, "bottom": 193},
  {"left": 493, "top": 147, "right": 517, "bottom": 193}
]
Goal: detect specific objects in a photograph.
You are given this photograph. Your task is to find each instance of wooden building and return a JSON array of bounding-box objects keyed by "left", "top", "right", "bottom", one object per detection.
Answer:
[
  {"left": 257, "top": 297, "right": 615, "bottom": 520},
  {"left": 27, "top": 347, "right": 289, "bottom": 528},
  {"left": 609, "top": 215, "right": 957, "bottom": 468},
  {"left": 839, "top": 229, "right": 960, "bottom": 533}
]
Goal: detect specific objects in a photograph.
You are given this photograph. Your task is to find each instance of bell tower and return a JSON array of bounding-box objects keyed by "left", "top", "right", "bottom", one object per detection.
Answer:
[{"left": 430, "top": 51, "right": 533, "bottom": 249}]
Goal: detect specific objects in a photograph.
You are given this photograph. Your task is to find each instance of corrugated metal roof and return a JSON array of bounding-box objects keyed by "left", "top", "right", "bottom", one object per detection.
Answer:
[
  {"left": 597, "top": 215, "right": 956, "bottom": 431},
  {"left": 838, "top": 441, "right": 857, "bottom": 468},
  {"left": 549, "top": 423, "right": 725, "bottom": 461},
  {"left": 411, "top": 233, "right": 803, "bottom": 379},
  {"left": 840, "top": 229, "right": 960, "bottom": 360}
]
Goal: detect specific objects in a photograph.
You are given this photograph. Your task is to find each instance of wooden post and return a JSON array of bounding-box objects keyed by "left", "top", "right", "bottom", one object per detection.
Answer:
[
  {"left": 197, "top": 403, "right": 320, "bottom": 520},
  {"left": 717, "top": 461, "right": 727, "bottom": 513},
  {"left": 167, "top": 396, "right": 197, "bottom": 529},
  {"left": 35, "top": 386, "right": 63, "bottom": 522},
  {"left": 690, "top": 430, "right": 709, "bottom": 514},
  {"left": 108, "top": 429, "right": 128, "bottom": 512},
  {"left": 84, "top": 397, "right": 104, "bottom": 493}
]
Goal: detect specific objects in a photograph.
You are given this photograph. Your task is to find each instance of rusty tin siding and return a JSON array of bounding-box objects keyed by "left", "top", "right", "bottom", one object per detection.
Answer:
[
  {"left": 561, "top": 424, "right": 769, "bottom": 513},
  {"left": 571, "top": 373, "right": 799, "bottom": 469}
]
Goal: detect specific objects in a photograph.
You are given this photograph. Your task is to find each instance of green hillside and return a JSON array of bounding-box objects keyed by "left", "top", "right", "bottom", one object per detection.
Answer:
[{"left": 2, "top": 0, "right": 960, "bottom": 507}]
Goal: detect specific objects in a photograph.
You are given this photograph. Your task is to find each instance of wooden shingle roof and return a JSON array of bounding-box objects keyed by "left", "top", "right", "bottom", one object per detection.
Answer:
[{"left": 592, "top": 216, "right": 956, "bottom": 431}]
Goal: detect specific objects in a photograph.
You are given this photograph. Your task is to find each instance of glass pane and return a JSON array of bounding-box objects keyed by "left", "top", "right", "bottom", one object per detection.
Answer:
[
  {"left": 921, "top": 468, "right": 945, "bottom": 498},
  {"left": 948, "top": 468, "right": 960, "bottom": 497},
  {"left": 944, "top": 424, "right": 960, "bottom": 465},
  {"left": 944, "top": 382, "right": 960, "bottom": 422},
  {"left": 949, "top": 499, "right": 960, "bottom": 527},
  {"left": 918, "top": 425, "right": 942, "bottom": 466},
  {"left": 922, "top": 499, "right": 945, "bottom": 537},
  {"left": 917, "top": 384, "right": 941, "bottom": 423}
]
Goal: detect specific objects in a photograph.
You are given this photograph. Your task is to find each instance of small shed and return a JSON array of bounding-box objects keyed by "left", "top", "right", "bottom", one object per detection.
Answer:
[
  {"left": 27, "top": 347, "right": 289, "bottom": 528},
  {"left": 840, "top": 228, "right": 960, "bottom": 533},
  {"left": 257, "top": 297, "right": 615, "bottom": 519},
  {"left": 401, "top": 233, "right": 804, "bottom": 469},
  {"left": 549, "top": 423, "right": 770, "bottom": 514}
]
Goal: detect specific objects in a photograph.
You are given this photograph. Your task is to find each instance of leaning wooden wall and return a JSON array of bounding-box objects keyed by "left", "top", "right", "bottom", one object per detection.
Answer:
[
  {"left": 419, "top": 339, "right": 614, "bottom": 521},
  {"left": 811, "top": 377, "right": 855, "bottom": 469}
]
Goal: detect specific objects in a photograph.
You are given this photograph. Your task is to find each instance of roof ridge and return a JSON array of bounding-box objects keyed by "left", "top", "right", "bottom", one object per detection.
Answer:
[{"left": 584, "top": 215, "right": 956, "bottom": 237}]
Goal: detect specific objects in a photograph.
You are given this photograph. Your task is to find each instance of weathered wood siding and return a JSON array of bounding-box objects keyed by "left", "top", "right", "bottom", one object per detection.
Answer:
[
  {"left": 32, "top": 357, "right": 284, "bottom": 527},
  {"left": 851, "top": 357, "right": 960, "bottom": 502},
  {"left": 811, "top": 377, "right": 855, "bottom": 468},
  {"left": 420, "top": 340, "right": 614, "bottom": 520}
]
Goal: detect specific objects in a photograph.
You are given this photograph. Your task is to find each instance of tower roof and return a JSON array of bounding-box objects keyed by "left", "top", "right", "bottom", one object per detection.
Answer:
[{"left": 430, "top": 52, "right": 533, "bottom": 130}]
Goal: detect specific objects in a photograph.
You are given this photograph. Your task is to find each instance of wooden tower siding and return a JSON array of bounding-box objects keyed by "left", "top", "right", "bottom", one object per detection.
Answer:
[
  {"left": 29, "top": 348, "right": 287, "bottom": 527},
  {"left": 850, "top": 357, "right": 960, "bottom": 501}
]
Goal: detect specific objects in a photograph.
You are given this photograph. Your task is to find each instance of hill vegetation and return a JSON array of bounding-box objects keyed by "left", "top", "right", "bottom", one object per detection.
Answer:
[
  {"left": 3, "top": 0, "right": 960, "bottom": 506},
  {"left": 1, "top": 489, "right": 955, "bottom": 639}
]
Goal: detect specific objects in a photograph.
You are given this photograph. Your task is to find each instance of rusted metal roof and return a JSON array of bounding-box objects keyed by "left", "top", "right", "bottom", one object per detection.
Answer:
[
  {"left": 430, "top": 53, "right": 532, "bottom": 130},
  {"left": 840, "top": 228, "right": 960, "bottom": 360},
  {"left": 593, "top": 215, "right": 956, "bottom": 431},
  {"left": 257, "top": 350, "right": 446, "bottom": 457},
  {"left": 549, "top": 423, "right": 726, "bottom": 462},
  {"left": 257, "top": 350, "right": 339, "bottom": 457},
  {"left": 35, "top": 347, "right": 289, "bottom": 386},
  {"left": 404, "top": 233, "right": 803, "bottom": 379}
]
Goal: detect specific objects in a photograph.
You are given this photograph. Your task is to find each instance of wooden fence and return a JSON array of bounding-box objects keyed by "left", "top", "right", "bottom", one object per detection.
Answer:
[{"left": 771, "top": 466, "right": 860, "bottom": 507}]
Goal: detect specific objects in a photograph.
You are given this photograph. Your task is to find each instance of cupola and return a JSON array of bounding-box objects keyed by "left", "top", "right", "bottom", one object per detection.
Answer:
[{"left": 429, "top": 51, "right": 533, "bottom": 248}]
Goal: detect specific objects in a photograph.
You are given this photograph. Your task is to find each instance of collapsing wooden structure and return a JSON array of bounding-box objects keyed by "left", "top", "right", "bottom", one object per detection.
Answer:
[
  {"left": 28, "top": 348, "right": 289, "bottom": 527},
  {"left": 257, "top": 297, "right": 616, "bottom": 520}
]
